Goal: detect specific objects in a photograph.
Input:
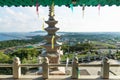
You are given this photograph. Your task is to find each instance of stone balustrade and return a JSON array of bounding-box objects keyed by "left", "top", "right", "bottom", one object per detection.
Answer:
[{"left": 0, "top": 57, "right": 120, "bottom": 79}]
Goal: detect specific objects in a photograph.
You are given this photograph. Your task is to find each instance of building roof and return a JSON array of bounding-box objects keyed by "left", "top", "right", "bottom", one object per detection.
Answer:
[{"left": 0, "top": 0, "right": 120, "bottom": 7}]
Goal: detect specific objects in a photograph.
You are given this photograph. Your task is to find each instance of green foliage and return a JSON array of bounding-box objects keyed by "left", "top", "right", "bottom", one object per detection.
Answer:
[
  {"left": 61, "top": 52, "right": 96, "bottom": 61},
  {"left": 74, "top": 43, "right": 94, "bottom": 51},
  {"left": 61, "top": 53, "right": 73, "bottom": 61},
  {"left": 115, "top": 51, "right": 120, "bottom": 60},
  {"left": 0, "top": 67, "right": 12, "bottom": 75},
  {"left": 0, "top": 32, "right": 119, "bottom": 74},
  {"left": 0, "top": 52, "right": 12, "bottom": 75},
  {"left": 0, "top": 47, "right": 40, "bottom": 75},
  {"left": 61, "top": 44, "right": 69, "bottom": 53},
  {"left": 0, "top": 52, "right": 11, "bottom": 63},
  {"left": 21, "top": 67, "right": 28, "bottom": 75},
  {"left": 10, "top": 48, "right": 39, "bottom": 63},
  {"left": 0, "top": 40, "right": 28, "bottom": 49},
  {"left": 0, "top": 35, "right": 44, "bottom": 50},
  {"left": 22, "top": 56, "right": 38, "bottom": 64},
  {"left": 61, "top": 43, "right": 94, "bottom": 53},
  {"left": 91, "top": 41, "right": 116, "bottom": 49}
]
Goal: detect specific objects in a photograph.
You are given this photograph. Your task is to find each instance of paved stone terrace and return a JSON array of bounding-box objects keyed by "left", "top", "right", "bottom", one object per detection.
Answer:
[{"left": 0, "top": 75, "right": 120, "bottom": 80}]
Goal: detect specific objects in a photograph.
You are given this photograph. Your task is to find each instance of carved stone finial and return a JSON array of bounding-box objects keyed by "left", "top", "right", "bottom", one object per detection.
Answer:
[
  {"left": 14, "top": 57, "right": 20, "bottom": 63},
  {"left": 44, "top": 57, "right": 49, "bottom": 63},
  {"left": 49, "top": 3, "right": 54, "bottom": 20},
  {"left": 73, "top": 57, "right": 78, "bottom": 63},
  {"left": 103, "top": 57, "right": 108, "bottom": 62}
]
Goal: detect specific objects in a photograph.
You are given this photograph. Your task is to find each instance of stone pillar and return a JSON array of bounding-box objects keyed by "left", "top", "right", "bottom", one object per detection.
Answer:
[
  {"left": 42, "top": 57, "right": 49, "bottom": 79},
  {"left": 101, "top": 57, "right": 109, "bottom": 79},
  {"left": 71, "top": 57, "right": 78, "bottom": 79},
  {"left": 13, "top": 57, "right": 21, "bottom": 79}
]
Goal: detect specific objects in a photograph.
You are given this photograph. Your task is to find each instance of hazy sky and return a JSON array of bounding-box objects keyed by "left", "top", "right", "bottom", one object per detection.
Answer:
[{"left": 0, "top": 5, "right": 120, "bottom": 32}]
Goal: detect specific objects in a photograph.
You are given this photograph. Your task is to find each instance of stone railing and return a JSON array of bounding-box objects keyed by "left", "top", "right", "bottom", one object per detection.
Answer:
[{"left": 0, "top": 57, "right": 120, "bottom": 79}]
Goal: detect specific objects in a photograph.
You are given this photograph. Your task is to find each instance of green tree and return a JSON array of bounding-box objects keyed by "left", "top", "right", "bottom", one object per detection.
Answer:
[
  {"left": 0, "top": 52, "right": 10, "bottom": 63},
  {"left": 10, "top": 48, "right": 39, "bottom": 63}
]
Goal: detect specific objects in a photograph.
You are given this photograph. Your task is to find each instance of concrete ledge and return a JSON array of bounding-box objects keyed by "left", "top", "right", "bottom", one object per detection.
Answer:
[{"left": 0, "top": 75, "right": 120, "bottom": 80}]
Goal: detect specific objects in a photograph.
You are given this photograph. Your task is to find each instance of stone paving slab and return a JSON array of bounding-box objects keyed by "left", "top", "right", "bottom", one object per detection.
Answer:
[{"left": 0, "top": 75, "right": 120, "bottom": 80}]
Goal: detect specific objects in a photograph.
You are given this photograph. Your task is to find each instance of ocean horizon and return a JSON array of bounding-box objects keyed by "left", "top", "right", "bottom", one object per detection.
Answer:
[{"left": 0, "top": 31, "right": 120, "bottom": 41}]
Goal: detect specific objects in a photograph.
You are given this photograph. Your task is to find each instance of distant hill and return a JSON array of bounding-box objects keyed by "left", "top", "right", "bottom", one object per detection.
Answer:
[
  {"left": 31, "top": 31, "right": 68, "bottom": 36},
  {"left": 30, "top": 30, "right": 45, "bottom": 33},
  {"left": 0, "top": 32, "right": 36, "bottom": 41},
  {"left": 1, "top": 31, "right": 120, "bottom": 42}
]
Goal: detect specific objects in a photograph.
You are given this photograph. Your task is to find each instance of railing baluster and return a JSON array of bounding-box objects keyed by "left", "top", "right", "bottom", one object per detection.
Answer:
[
  {"left": 101, "top": 57, "right": 109, "bottom": 79},
  {"left": 13, "top": 57, "right": 21, "bottom": 79},
  {"left": 42, "top": 57, "right": 49, "bottom": 79},
  {"left": 1, "top": 57, "right": 120, "bottom": 79},
  {"left": 71, "top": 57, "right": 78, "bottom": 79}
]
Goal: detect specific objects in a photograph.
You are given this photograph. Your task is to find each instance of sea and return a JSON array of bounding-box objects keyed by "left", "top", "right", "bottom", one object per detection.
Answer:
[
  {"left": 0, "top": 32, "right": 44, "bottom": 41},
  {"left": 1, "top": 31, "right": 120, "bottom": 41},
  {"left": 0, "top": 31, "right": 66, "bottom": 41}
]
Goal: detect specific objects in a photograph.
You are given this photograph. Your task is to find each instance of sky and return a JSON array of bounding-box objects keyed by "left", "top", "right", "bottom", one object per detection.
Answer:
[{"left": 0, "top": 5, "right": 120, "bottom": 32}]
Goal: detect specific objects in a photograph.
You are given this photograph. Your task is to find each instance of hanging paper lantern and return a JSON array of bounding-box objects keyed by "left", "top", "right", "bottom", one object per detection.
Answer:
[
  {"left": 70, "top": 4, "right": 73, "bottom": 12},
  {"left": 82, "top": 4, "right": 85, "bottom": 18},
  {"left": 98, "top": 4, "right": 101, "bottom": 15},
  {"left": 36, "top": 2, "right": 39, "bottom": 17}
]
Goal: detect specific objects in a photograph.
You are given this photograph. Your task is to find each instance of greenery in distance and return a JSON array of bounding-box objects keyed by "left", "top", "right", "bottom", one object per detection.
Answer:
[
  {"left": 0, "top": 35, "right": 44, "bottom": 50},
  {"left": 0, "top": 32, "right": 120, "bottom": 74}
]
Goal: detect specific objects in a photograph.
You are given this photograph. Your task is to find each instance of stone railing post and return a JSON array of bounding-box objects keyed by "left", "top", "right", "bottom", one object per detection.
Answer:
[
  {"left": 42, "top": 57, "right": 49, "bottom": 79},
  {"left": 13, "top": 57, "right": 21, "bottom": 79},
  {"left": 101, "top": 57, "right": 109, "bottom": 79},
  {"left": 71, "top": 57, "right": 78, "bottom": 79}
]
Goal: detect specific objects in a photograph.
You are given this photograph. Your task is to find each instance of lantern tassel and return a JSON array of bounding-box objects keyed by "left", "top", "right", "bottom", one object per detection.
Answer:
[
  {"left": 36, "top": 2, "right": 39, "bottom": 17},
  {"left": 98, "top": 4, "right": 101, "bottom": 16},
  {"left": 82, "top": 4, "right": 85, "bottom": 19},
  {"left": 51, "top": 35, "right": 55, "bottom": 49},
  {"left": 42, "top": 17, "right": 45, "bottom": 30},
  {"left": 70, "top": 4, "right": 73, "bottom": 12},
  {"left": 42, "top": 23, "right": 44, "bottom": 31}
]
